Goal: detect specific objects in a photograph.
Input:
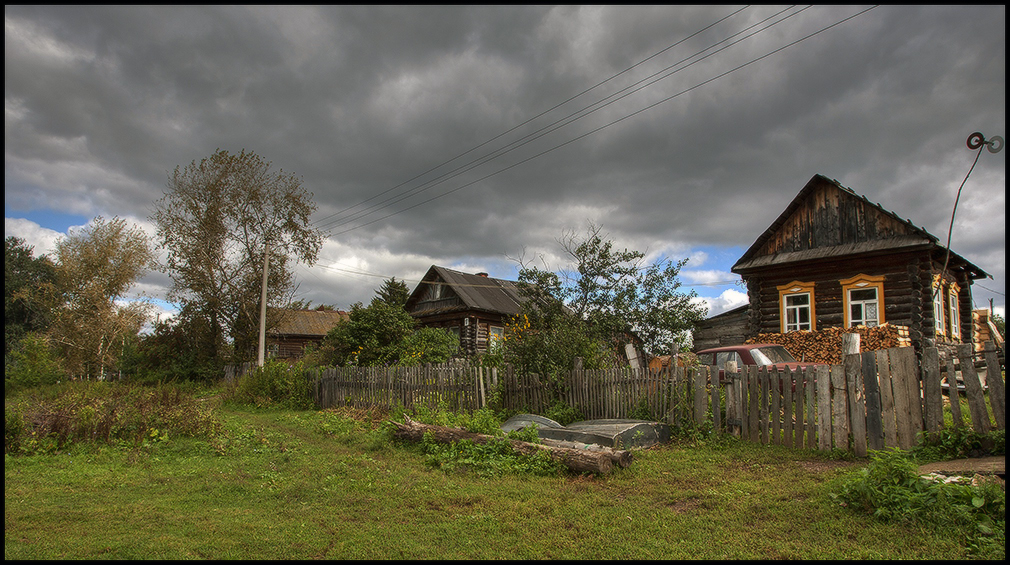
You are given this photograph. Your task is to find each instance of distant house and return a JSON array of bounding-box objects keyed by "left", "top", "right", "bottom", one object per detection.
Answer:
[
  {"left": 267, "top": 308, "right": 349, "bottom": 360},
  {"left": 404, "top": 265, "right": 523, "bottom": 356},
  {"left": 701, "top": 174, "right": 990, "bottom": 353},
  {"left": 692, "top": 304, "right": 749, "bottom": 351}
]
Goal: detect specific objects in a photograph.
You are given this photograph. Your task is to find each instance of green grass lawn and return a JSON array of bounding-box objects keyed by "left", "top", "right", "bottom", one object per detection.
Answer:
[{"left": 5, "top": 401, "right": 996, "bottom": 560}]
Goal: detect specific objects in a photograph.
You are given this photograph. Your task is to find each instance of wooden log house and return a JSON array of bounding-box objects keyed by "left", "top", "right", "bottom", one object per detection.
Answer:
[
  {"left": 720, "top": 174, "right": 991, "bottom": 354},
  {"left": 267, "top": 308, "right": 349, "bottom": 360},
  {"left": 404, "top": 265, "right": 524, "bottom": 356}
]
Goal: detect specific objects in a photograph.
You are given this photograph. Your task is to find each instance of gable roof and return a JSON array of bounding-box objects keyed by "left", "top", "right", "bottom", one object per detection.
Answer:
[
  {"left": 405, "top": 265, "right": 523, "bottom": 316},
  {"left": 732, "top": 174, "right": 989, "bottom": 280},
  {"left": 269, "top": 309, "right": 349, "bottom": 337}
]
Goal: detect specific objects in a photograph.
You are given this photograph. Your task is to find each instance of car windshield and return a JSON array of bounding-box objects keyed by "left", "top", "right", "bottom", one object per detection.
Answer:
[{"left": 749, "top": 345, "right": 797, "bottom": 365}]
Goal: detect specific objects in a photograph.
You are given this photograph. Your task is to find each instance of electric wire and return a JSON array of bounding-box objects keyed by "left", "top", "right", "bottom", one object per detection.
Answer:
[
  {"left": 326, "top": 5, "right": 878, "bottom": 238},
  {"left": 317, "top": 6, "right": 813, "bottom": 234},
  {"left": 310, "top": 5, "right": 753, "bottom": 230}
]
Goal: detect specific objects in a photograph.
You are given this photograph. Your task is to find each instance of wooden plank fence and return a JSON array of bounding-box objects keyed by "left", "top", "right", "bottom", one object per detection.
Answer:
[{"left": 307, "top": 341, "right": 1004, "bottom": 454}]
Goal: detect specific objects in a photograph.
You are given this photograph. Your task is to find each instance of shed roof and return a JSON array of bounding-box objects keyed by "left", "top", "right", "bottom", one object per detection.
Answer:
[{"left": 270, "top": 309, "right": 349, "bottom": 337}]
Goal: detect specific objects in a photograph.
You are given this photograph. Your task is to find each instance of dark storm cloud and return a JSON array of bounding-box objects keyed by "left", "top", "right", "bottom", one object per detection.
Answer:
[{"left": 5, "top": 5, "right": 1005, "bottom": 313}]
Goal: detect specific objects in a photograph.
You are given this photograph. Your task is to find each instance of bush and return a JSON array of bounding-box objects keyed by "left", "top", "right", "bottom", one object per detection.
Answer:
[
  {"left": 832, "top": 447, "right": 1005, "bottom": 558},
  {"left": 5, "top": 381, "right": 222, "bottom": 455},
  {"left": 5, "top": 332, "right": 64, "bottom": 396},
  {"left": 228, "top": 359, "right": 315, "bottom": 410}
]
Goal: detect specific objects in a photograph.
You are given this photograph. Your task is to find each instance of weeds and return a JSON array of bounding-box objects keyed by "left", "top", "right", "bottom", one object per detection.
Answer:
[
  {"left": 5, "top": 381, "right": 221, "bottom": 455},
  {"left": 832, "top": 447, "right": 1005, "bottom": 559}
]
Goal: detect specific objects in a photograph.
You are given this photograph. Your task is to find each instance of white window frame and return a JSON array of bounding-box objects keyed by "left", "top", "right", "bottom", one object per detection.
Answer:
[
  {"left": 841, "top": 274, "right": 884, "bottom": 328},
  {"left": 777, "top": 281, "right": 816, "bottom": 333},
  {"left": 948, "top": 283, "right": 961, "bottom": 340},
  {"left": 932, "top": 277, "right": 946, "bottom": 336}
]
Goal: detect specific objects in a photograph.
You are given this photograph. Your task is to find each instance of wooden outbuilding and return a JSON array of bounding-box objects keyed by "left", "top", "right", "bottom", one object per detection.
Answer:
[
  {"left": 726, "top": 174, "right": 990, "bottom": 353},
  {"left": 404, "top": 265, "right": 523, "bottom": 356},
  {"left": 267, "top": 308, "right": 349, "bottom": 360}
]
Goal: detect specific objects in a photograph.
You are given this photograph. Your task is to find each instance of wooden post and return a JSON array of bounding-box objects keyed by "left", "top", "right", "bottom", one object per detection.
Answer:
[
  {"left": 830, "top": 364, "right": 849, "bottom": 451},
  {"left": 982, "top": 341, "right": 1005, "bottom": 429},
  {"left": 845, "top": 352, "right": 867, "bottom": 457},
  {"left": 816, "top": 365, "right": 831, "bottom": 451},
  {"left": 956, "top": 344, "right": 991, "bottom": 433},
  {"left": 945, "top": 357, "right": 964, "bottom": 429},
  {"left": 862, "top": 351, "right": 883, "bottom": 451},
  {"left": 921, "top": 346, "right": 944, "bottom": 433}
]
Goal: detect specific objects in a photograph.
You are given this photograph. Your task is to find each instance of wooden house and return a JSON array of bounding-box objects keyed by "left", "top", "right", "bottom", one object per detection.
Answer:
[
  {"left": 267, "top": 308, "right": 349, "bottom": 360},
  {"left": 725, "top": 174, "right": 990, "bottom": 353},
  {"left": 404, "top": 265, "right": 523, "bottom": 356}
]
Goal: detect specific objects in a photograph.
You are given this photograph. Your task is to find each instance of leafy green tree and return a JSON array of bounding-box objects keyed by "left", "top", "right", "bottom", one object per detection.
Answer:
[
  {"left": 308, "top": 281, "right": 457, "bottom": 368},
  {"left": 5, "top": 237, "right": 57, "bottom": 356},
  {"left": 5, "top": 332, "right": 63, "bottom": 395},
  {"left": 151, "top": 149, "right": 324, "bottom": 365},
  {"left": 992, "top": 313, "right": 1005, "bottom": 341},
  {"left": 43, "top": 217, "right": 155, "bottom": 380},
  {"left": 501, "top": 222, "right": 707, "bottom": 378},
  {"left": 376, "top": 277, "right": 411, "bottom": 307}
]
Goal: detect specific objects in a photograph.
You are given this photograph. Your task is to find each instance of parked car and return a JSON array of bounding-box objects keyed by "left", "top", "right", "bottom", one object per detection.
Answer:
[{"left": 695, "top": 344, "right": 826, "bottom": 389}]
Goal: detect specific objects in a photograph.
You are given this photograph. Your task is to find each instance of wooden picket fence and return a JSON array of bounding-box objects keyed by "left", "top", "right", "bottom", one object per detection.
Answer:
[{"left": 310, "top": 341, "right": 1005, "bottom": 454}]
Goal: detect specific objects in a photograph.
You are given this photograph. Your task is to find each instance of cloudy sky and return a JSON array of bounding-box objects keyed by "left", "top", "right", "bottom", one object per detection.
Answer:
[{"left": 5, "top": 5, "right": 1006, "bottom": 322}]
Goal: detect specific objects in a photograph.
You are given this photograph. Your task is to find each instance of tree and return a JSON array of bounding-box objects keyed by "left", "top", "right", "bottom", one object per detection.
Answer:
[
  {"left": 44, "top": 216, "right": 155, "bottom": 379},
  {"left": 151, "top": 149, "right": 324, "bottom": 365},
  {"left": 307, "top": 283, "right": 458, "bottom": 368},
  {"left": 5, "top": 237, "right": 57, "bottom": 356},
  {"left": 507, "top": 222, "right": 707, "bottom": 373},
  {"left": 992, "top": 313, "right": 1005, "bottom": 341},
  {"left": 376, "top": 277, "right": 411, "bottom": 307}
]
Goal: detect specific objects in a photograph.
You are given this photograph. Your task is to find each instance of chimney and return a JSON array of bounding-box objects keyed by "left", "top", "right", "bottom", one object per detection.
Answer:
[{"left": 477, "top": 272, "right": 488, "bottom": 277}]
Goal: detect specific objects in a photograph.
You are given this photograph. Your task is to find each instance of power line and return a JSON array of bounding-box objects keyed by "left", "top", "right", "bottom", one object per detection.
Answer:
[
  {"left": 317, "top": 6, "right": 813, "bottom": 234},
  {"left": 326, "top": 5, "right": 877, "bottom": 238},
  {"left": 311, "top": 5, "right": 754, "bottom": 230}
]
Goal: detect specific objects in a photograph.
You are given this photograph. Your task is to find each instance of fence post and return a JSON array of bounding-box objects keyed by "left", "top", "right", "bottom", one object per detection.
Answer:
[
  {"left": 982, "top": 341, "right": 1005, "bottom": 429},
  {"left": 862, "top": 351, "right": 884, "bottom": 451},
  {"left": 845, "top": 352, "right": 867, "bottom": 457},
  {"left": 956, "top": 343, "right": 992, "bottom": 433}
]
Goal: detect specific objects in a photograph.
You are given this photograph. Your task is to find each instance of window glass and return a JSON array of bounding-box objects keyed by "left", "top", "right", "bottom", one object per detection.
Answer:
[
  {"left": 784, "top": 293, "right": 812, "bottom": 331},
  {"left": 848, "top": 287, "right": 879, "bottom": 327}
]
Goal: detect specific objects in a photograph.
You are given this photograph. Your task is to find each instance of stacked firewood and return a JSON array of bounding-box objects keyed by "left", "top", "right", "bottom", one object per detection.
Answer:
[{"left": 746, "top": 324, "right": 911, "bottom": 365}]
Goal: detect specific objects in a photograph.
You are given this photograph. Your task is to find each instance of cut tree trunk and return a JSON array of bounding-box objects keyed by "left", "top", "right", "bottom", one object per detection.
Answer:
[{"left": 389, "top": 416, "right": 632, "bottom": 475}]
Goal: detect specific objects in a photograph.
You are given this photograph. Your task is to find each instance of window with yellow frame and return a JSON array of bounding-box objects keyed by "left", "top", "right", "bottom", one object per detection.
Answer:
[
  {"left": 947, "top": 282, "right": 961, "bottom": 339},
  {"left": 841, "top": 274, "right": 884, "bottom": 328},
  {"left": 777, "top": 281, "right": 816, "bottom": 332},
  {"left": 932, "top": 276, "right": 945, "bottom": 337}
]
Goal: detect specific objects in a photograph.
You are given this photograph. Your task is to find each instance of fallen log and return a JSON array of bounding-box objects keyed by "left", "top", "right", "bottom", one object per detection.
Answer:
[{"left": 390, "top": 416, "right": 632, "bottom": 475}]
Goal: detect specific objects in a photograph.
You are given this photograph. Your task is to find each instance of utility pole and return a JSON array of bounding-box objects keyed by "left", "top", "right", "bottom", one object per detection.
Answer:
[{"left": 257, "top": 239, "right": 270, "bottom": 367}]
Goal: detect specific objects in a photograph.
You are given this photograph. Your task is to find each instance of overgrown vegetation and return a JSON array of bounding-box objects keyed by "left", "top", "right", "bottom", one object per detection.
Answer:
[
  {"left": 223, "top": 359, "right": 316, "bottom": 410},
  {"left": 832, "top": 447, "right": 1004, "bottom": 558},
  {"left": 5, "top": 381, "right": 221, "bottom": 455}
]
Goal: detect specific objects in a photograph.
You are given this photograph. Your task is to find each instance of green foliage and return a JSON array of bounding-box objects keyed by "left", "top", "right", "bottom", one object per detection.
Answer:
[
  {"left": 5, "top": 332, "right": 64, "bottom": 396},
  {"left": 227, "top": 359, "right": 315, "bottom": 410},
  {"left": 5, "top": 236, "right": 57, "bottom": 356},
  {"left": 119, "top": 310, "right": 225, "bottom": 383},
  {"left": 913, "top": 428, "right": 1004, "bottom": 461},
  {"left": 5, "top": 381, "right": 221, "bottom": 455},
  {"left": 832, "top": 447, "right": 1005, "bottom": 557},
  {"left": 420, "top": 434, "right": 562, "bottom": 477},
  {"left": 310, "top": 297, "right": 459, "bottom": 367},
  {"left": 375, "top": 277, "right": 411, "bottom": 307},
  {"left": 543, "top": 399, "right": 584, "bottom": 426},
  {"left": 990, "top": 313, "right": 1004, "bottom": 340}
]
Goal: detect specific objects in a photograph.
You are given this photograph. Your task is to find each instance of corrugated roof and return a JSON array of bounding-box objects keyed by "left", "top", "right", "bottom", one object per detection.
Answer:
[
  {"left": 407, "top": 265, "right": 524, "bottom": 316},
  {"left": 270, "top": 309, "right": 349, "bottom": 337}
]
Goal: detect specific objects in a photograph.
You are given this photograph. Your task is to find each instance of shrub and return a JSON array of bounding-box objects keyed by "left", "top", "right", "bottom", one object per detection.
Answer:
[
  {"left": 5, "top": 381, "right": 221, "bottom": 455},
  {"left": 5, "top": 332, "right": 64, "bottom": 396},
  {"left": 832, "top": 447, "right": 1005, "bottom": 558},
  {"left": 228, "top": 359, "right": 315, "bottom": 410}
]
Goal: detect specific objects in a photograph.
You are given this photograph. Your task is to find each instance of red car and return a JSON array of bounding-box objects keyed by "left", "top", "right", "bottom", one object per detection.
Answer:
[{"left": 695, "top": 344, "right": 826, "bottom": 387}]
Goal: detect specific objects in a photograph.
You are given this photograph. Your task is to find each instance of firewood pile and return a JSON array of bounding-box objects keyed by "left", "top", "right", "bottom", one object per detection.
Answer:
[{"left": 745, "top": 324, "right": 911, "bottom": 365}]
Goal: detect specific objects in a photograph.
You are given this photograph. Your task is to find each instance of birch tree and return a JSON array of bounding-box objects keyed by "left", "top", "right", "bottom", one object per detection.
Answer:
[
  {"left": 45, "top": 216, "right": 155, "bottom": 379},
  {"left": 151, "top": 149, "right": 323, "bottom": 364}
]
